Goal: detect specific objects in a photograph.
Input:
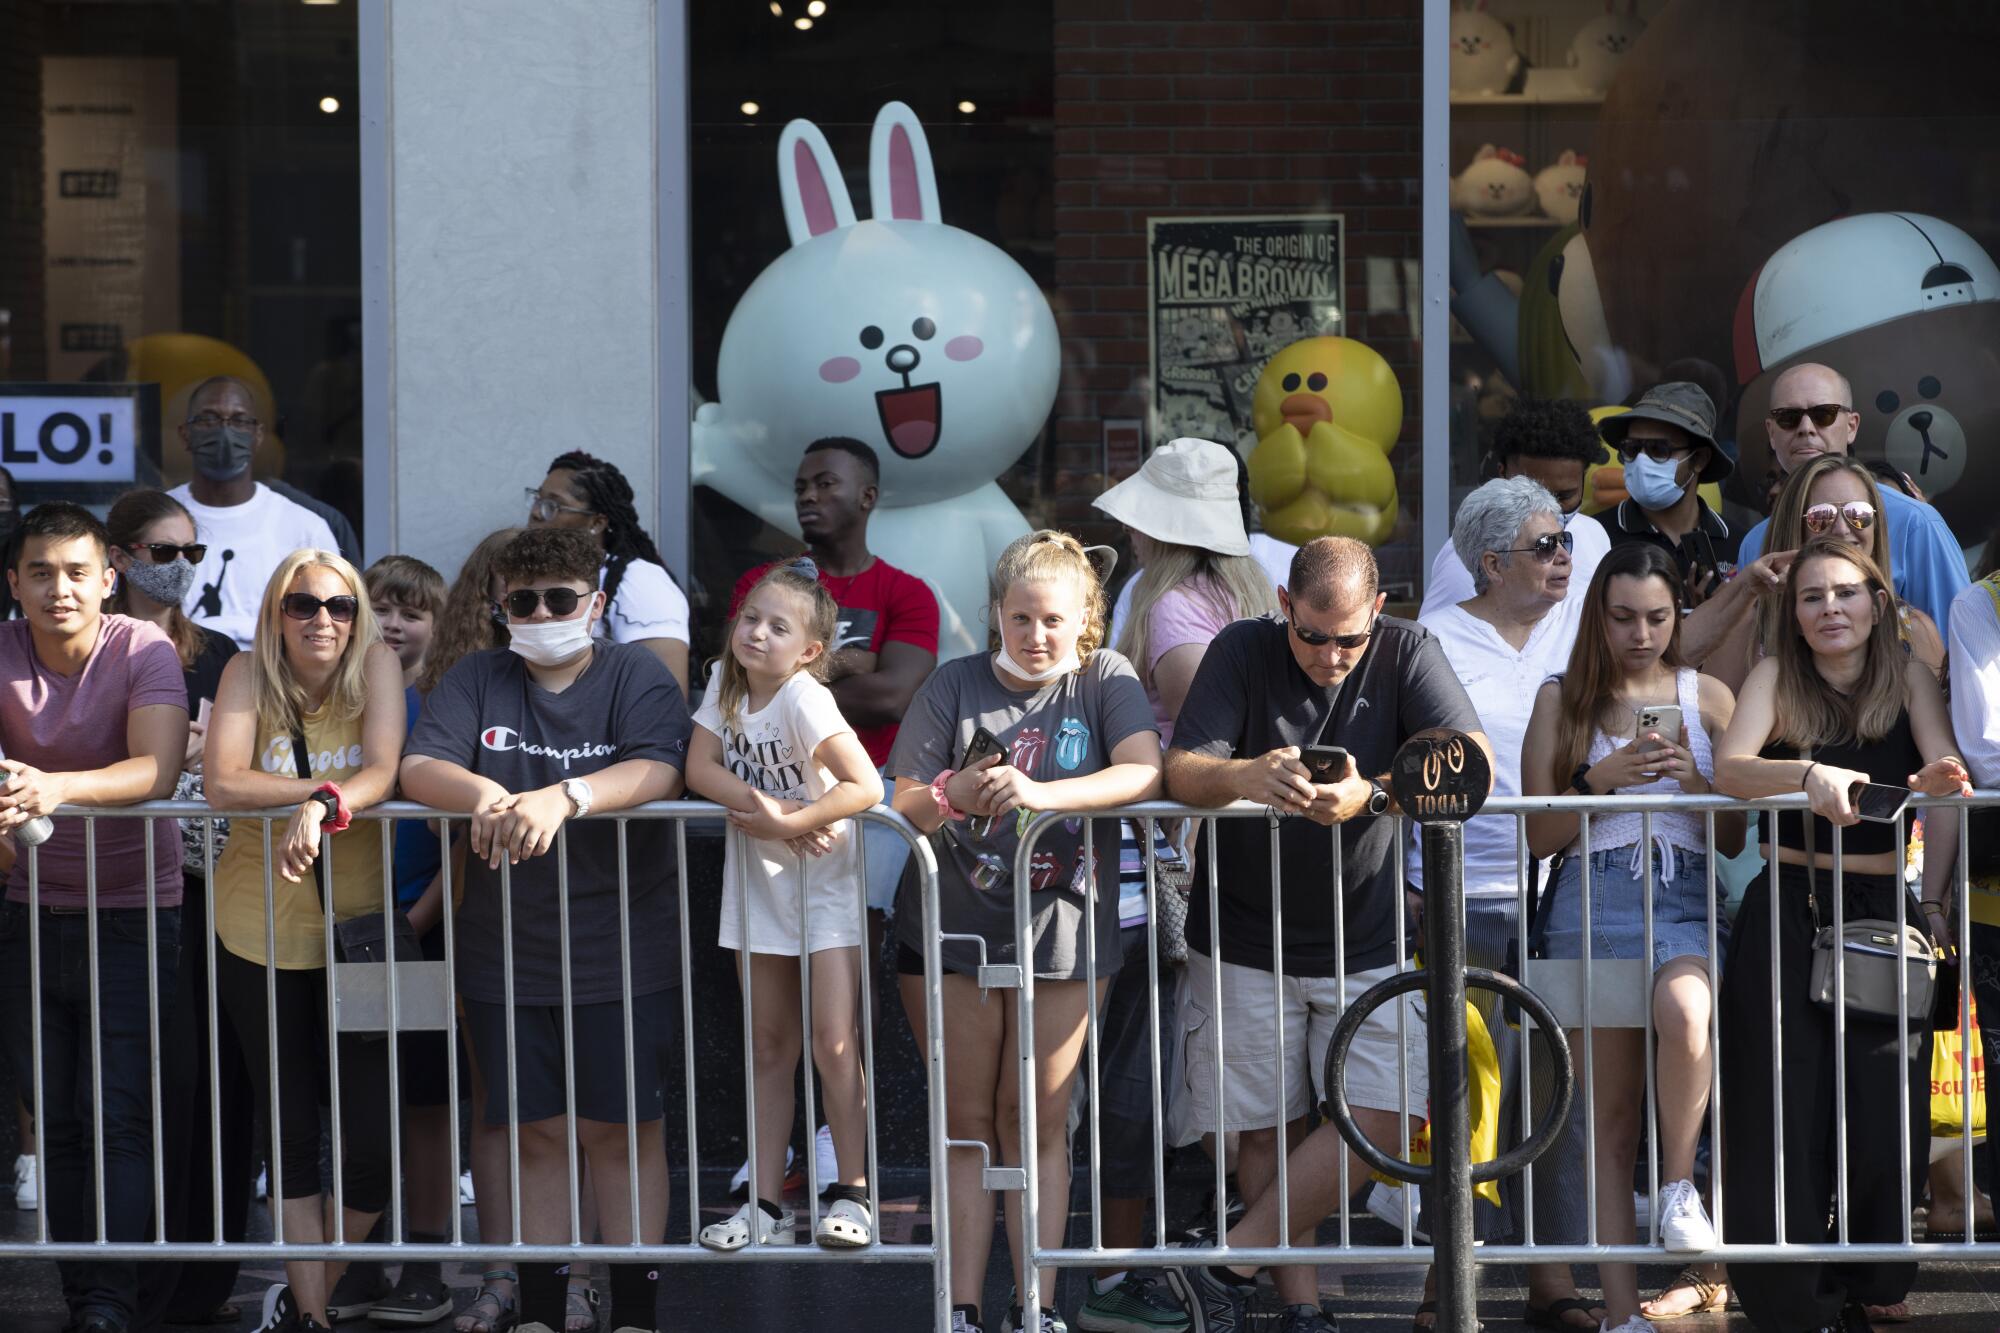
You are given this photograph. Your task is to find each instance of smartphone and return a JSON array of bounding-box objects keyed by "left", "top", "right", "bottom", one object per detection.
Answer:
[
  {"left": 1301, "top": 744, "right": 1351, "bottom": 784},
  {"left": 1634, "top": 703, "right": 1682, "bottom": 747},
  {"left": 959, "top": 727, "right": 1007, "bottom": 838},
  {"left": 1851, "top": 781, "right": 1913, "bottom": 823}
]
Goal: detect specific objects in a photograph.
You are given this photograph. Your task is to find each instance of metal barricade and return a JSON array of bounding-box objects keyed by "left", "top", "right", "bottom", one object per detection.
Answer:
[
  {"left": 0, "top": 800, "right": 958, "bottom": 1332},
  {"left": 999, "top": 789, "right": 2000, "bottom": 1329}
]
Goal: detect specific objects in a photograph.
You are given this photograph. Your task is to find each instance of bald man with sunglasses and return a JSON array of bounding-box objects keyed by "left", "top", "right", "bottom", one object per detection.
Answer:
[{"left": 1735, "top": 362, "right": 1968, "bottom": 632}]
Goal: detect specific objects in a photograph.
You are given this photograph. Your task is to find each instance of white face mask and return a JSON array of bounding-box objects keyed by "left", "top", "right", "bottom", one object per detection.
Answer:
[
  {"left": 994, "top": 644, "right": 1080, "bottom": 684},
  {"left": 508, "top": 615, "right": 594, "bottom": 668},
  {"left": 1622, "top": 452, "right": 1690, "bottom": 511}
]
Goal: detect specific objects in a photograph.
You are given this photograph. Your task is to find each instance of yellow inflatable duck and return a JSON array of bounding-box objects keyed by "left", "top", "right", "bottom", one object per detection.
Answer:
[
  {"left": 1582, "top": 404, "right": 1725, "bottom": 517},
  {"left": 1246, "top": 336, "right": 1402, "bottom": 547}
]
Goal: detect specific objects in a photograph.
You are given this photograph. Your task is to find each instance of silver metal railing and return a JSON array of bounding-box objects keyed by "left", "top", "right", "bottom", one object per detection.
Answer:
[
  {"left": 999, "top": 793, "right": 2000, "bottom": 1329},
  {"left": 0, "top": 800, "right": 957, "bottom": 1331}
]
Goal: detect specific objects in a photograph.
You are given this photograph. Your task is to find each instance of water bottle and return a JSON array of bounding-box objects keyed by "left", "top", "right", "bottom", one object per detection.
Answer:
[{"left": 0, "top": 749, "right": 54, "bottom": 848}]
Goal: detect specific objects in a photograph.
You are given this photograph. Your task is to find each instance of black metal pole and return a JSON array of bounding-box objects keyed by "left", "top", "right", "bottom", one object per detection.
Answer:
[{"left": 1423, "top": 819, "right": 1477, "bottom": 1333}]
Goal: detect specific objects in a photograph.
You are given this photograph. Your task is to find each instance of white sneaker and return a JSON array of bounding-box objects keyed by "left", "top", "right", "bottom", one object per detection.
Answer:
[
  {"left": 458, "top": 1170, "right": 476, "bottom": 1205},
  {"left": 728, "top": 1145, "right": 794, "bottom": 1198},
  {"left": 1600, "top": 1318, "right": 1657, "bottom": 1333},
  {"left": 1658, "top": 1177, "right": 1717, "bottom": 1252},
  {"left": 813, "top": 1123, "right": 838, "bottom": 1195},
  {"left": 698, "top": 1199, "right": 797, "bottom": 1251},
  {"left": 12, "top": 1154, "right": 36, "bottom": 1211}
]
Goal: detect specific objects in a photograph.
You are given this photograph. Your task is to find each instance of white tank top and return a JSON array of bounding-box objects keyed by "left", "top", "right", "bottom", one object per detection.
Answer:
[{"left": 1571, "top": 668, "right": 1714, "bottom": 878}]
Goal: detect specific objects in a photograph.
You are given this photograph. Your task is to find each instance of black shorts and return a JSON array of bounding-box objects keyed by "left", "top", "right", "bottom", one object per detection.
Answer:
[
  {"left": 397, "top": 923, "right": 470, "bottom": 1109},
  {"left": 462, "top": 988, "right": 677, "bottom": 1126}
]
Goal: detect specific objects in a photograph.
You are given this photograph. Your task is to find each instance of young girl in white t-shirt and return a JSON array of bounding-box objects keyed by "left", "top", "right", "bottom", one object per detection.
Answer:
[{"left": 687, "top": 559, "right": 884, "bottom": 1252}]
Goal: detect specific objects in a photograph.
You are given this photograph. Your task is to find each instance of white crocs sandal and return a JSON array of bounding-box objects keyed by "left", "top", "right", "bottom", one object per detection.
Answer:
[
  {"left": 698, "top": 1200, "right": 796, "bottom": 1252},
  {"left": 814, "top": 1196, "right": 873, "bottom": 1249}
]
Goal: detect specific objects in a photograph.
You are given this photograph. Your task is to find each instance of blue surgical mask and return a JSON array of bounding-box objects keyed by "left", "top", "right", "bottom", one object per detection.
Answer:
[{"left": 1622, "top": 453, "right": 1689, "bottom": 511}]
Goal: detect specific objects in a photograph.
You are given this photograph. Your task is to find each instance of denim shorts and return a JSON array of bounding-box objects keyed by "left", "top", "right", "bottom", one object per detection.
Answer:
[{"left": 1540, "top": 844, "right": 1727, "bottom": 968}]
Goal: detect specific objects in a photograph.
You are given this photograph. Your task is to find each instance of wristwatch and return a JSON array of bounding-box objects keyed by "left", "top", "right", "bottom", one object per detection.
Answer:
[
  {"left": 560, "top": 777, "right": 593, "bottom": 818},
  {"left": 1365, "top": 779, "right": 1392, "bottom": 816},
  {"left": 1570, "top": 763, "right": 1601, "bottom": 797}
]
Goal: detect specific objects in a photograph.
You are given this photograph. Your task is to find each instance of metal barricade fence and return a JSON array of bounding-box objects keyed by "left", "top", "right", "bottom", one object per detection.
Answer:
[
  {"left": 0, "top": 800, "right": 958, "bottom": 1332},
  {"left": 1005, "top": 793, "right": 2000, "bottom": 1329}
]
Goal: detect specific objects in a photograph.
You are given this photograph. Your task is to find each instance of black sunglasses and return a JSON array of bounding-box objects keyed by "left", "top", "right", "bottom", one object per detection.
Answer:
[
  {"left": 125, "top": 542, "right": 207, "bottom": 565},
  {"left": 281, "top": 593, "right": 359, "bottom": 623},
  {"left": 1500, "top": 530, "right": 1575, "bottom": 562},
  {"left": 1769, "top": 403, "right": 1851, "bottom": 430},
  {"left": 505, "top": 587, "right": 585, "bottom": 619},
  {"left": 1290, "top": 613, "right": 1377, "bottom": 650}
]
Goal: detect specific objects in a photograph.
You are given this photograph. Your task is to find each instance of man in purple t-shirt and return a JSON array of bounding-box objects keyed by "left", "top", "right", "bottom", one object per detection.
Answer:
[{"left": 0, "top": 502, "right": 187, "bottom": 1333}]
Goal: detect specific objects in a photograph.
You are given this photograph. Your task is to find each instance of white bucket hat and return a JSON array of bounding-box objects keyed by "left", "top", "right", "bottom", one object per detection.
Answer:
[{"left": 1092, "top": 436, "right": 1250, "bottom": 557}]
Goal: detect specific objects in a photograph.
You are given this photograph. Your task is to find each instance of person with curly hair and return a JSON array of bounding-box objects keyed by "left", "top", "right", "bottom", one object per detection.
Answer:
[
  {"left": 525, "top": 452, "right": 690, "bottom": 696},
  {"left": 1422, "top": 395, "right": 1609, "bottom": 616}
]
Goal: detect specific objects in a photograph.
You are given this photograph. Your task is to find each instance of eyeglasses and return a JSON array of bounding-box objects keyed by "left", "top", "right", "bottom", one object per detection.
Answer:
[
  {"left": 1615, "top": 438, "right": 1696, "bottom": 464},
  {"left": 1499, "top": 530, "right": 1575, "bottom": 561},
  {"left": 1803, "top": 501, "right": 1876, "bottom": 534},
  {"left": 281, "top": 593, "right": 359, "bottom": 623},
  {"left": 505, "top": 587, "right": 585, "bottom": 619},
  {"left": 525, "top": 488, "right": 594, "bottom": 522},
  {"left": 1290, "top": 614, "right": 1377, "bottom": 650},
  {"left": 1769, "top": 403, "right": 1851, "bottom": 431},
  {"left": 124, "top": 542, "right": 207, "bottom": 565},
  {"left": 187, "top": 412, "right": 259, "bottom": 432}
]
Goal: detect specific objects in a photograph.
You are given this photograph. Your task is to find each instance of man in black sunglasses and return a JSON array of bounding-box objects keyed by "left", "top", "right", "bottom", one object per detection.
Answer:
[
  {"left": 1735, "top": 361, "right": 1968, "bottom": 634},
  {"left": 1162, "top": 536, "right": 1490, "bottom": 1330}
]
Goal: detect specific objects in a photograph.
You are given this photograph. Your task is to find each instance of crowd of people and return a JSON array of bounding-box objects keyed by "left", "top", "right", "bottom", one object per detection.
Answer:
[{"left": 0, "top": 365, "right": 1993, "bottom": 1333}]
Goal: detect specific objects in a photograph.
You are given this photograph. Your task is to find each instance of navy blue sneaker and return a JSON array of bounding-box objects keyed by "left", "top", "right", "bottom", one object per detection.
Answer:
[{"left": 1162, "top": 1265, "right": 1247, "bottom": 1333}]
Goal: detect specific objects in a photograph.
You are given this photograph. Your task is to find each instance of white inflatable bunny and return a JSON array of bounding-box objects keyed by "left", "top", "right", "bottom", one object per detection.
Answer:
[
  {"left": 1453, "top": 145, "right": 1534, "bottom": 216},
  {"left": 693, "top": 102, "right": 1061, "bottom": 659},
  {"left": 1449, "top": 1, "right": 1520, "bottom": 96},
  {"left": 1534, "top": 150, "right": 1588, "bottom": 225},
  {"left": 1568, "top": 1, "right": 1646, "bottom": 96}
]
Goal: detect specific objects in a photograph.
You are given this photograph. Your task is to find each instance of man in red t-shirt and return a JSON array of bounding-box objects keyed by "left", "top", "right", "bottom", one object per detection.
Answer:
[{"left": 729, "top": 437, "right": 939, "bottom": 929}]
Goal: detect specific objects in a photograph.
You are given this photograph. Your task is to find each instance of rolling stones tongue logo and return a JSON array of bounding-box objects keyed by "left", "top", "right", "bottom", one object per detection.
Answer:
[
  {"left": 876, "top": 383, "right": 942, "bottom": 459},
  {"left": 1029, "top": 850, "right": 1062, "bottom": 891},
  {"left": 1010, "top": 727, "right": 1047, "bottom": 774}
]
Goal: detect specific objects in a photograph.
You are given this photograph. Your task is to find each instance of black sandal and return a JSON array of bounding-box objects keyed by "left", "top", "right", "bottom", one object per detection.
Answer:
[{"left": 1524, "top": 1297, "right": 1607, "bottom": 1330}]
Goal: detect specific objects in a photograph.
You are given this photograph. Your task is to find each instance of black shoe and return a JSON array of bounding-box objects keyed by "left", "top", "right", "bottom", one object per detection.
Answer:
[
  {"left": 1838, "top": 1303, "right": 1875, "bottom": 1333},
  {"left": 371, "top": 1270, "right": 454, "bottom": 1326},
  {"left": 326, "top": 1263, "right": 391, "bottom": 1322},
  {"left": 257, "top": 1284, "right": 300, "bottom": 1333},
  {"left": 76, "top": 1318, "right": 123, "bottom": 1333}
]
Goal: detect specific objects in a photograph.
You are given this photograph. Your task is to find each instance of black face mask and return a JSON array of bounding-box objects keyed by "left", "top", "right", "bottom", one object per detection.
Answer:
[{"left": 188, "top": 423, "right": 255, "bottom": 482}]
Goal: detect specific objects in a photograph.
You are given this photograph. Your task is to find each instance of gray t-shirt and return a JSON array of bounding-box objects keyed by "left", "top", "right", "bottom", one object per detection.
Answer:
[
  {"left": 406, "top": 643, "right": 691, "bottom": 1005},
  {"left": 888, "top": 650, "right": 1159, "bottom": 980}
]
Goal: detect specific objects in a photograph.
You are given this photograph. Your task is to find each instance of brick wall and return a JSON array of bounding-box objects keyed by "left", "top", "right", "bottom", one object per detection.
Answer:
[
  {"left": 0, "top": 0, "right": 46, "bottom": 381},
  {"left": 1047, "top": 0, "right": 1423, "bottom": 590}
]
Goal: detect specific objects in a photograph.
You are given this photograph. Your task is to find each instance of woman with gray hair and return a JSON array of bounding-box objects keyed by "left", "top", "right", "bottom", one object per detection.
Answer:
[{"left": 1410, "top": 474, "right": 1602, "bottom": 1332}]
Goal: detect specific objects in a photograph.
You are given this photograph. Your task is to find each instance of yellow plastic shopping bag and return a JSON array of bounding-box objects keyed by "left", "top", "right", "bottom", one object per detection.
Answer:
[
  {"left": 1931, "top": 992, "right": 1987, "bottom": 1138},
  {"left": 1372, "top": 1001, "right": 1503, "bottom": 1206}
]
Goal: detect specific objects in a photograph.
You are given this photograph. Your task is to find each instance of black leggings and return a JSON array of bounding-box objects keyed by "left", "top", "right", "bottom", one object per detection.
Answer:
[{"left": 213, "top": 945, "right": 392, "bottom": 1214}]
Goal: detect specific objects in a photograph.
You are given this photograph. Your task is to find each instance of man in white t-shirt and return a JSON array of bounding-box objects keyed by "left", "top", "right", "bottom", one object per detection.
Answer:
[
  {"left": 1421, "top": 396, "right": 1610, "bottom": 616},
  {"left": 168, "top": 376, "right": 338, "bottom": 649}
]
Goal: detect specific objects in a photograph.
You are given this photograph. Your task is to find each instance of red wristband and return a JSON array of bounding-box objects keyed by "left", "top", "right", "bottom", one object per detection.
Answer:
[{"left": 313, "top": 781, "right": 351, "bottom": 833}]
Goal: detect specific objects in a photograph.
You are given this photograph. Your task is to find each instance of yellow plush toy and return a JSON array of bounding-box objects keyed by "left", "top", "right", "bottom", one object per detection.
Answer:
[{"left": 1246, "top": 336, "right": 1403, "bottom": 546}]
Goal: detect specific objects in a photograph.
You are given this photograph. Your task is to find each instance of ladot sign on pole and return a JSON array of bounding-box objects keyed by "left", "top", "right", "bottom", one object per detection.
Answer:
[{"left": 0, "top": 383, "right": 160, "bottom": 506}]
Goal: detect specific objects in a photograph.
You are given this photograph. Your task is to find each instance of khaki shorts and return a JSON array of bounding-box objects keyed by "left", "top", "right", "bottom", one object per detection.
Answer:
[{"left": 1171, "top": 947, "right": 1428, "bottom": 1145}]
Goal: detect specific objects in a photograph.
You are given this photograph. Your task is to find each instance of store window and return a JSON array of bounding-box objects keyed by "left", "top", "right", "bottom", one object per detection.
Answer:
[
  {"left": 1, "top": 0, "right": 362, "bottom": 537},
  {"left": 1446, "top": 0, "right": 2000, "bottom": 582},
  {"left": 688, "top": 1, "right": 1425, "bottom": 666}
]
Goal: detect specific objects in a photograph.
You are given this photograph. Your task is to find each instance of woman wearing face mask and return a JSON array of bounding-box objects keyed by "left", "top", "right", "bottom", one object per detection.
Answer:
[
  {"left": 204, "top": 550, "right": 406, "bottom": 1333},
  {"left": 105, "top": 488, "right": 251, "bottom": 1327},
  {"left": 888, "top": 530, "right": 1164, "bottom": 1333}
]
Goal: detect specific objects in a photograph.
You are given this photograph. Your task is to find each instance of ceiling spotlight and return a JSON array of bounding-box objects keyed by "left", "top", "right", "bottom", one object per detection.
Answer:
[
  {"left": 740, "top": 101, "right": 761, "bottom": 116},
  {"left": 957, "top": 100, "right": 977, "bottom": 114},
  {"left": 769, "top": 1, "right": 782, "bottom": 13},
  {"left": 318, "top": 96, "right": 340, "bottom": 113},
  {"left": 794, "top": 15, "right": 812, "bottom": 28},
  {"left": 806, "top": 0, "right": 826, "bottom": 14},
  {"left": 301, "top": 0, "right": 340, "bottom": 6}
]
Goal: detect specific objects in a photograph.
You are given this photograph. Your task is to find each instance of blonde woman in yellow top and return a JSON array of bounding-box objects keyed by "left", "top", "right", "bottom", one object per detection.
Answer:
[{"left": 204, "top": 548, "right": 405, "bottom": 1333}]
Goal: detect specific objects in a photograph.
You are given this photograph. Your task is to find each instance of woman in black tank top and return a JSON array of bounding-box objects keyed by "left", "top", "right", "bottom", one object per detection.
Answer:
[{"left": 1713, "top": 538, "right": 1969, "bottom": 1331}]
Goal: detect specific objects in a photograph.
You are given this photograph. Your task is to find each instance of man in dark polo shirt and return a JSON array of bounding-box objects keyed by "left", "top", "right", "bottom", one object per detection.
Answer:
[
  {"left": 1596, "top": 381, "right": 1785, "bottom": 668},
  {"left": 1163, "top": 536, "right": 1490, "bottom": 1331}
]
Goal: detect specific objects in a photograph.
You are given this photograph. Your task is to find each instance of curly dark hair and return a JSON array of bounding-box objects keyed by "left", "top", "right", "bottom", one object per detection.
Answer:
[
  {"left": 546, "top": 450, "right": 671, "bottom": 631},
  {"left": 1487, "top": 396, "right": 1603, "bottom": 468},
  {"left": 495, "top": 526, "right": 602, "bottom": 589}
]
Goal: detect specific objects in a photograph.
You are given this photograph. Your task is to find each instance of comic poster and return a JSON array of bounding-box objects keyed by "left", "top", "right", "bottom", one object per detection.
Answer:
[{"left": 1146, "top": 215, "right": 1344, "bottom": 453}]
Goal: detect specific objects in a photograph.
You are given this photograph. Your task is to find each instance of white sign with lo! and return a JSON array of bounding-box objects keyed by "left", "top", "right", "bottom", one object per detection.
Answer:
[{"left": 0, "top": 393, "right": 140, "bottom": 482}]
